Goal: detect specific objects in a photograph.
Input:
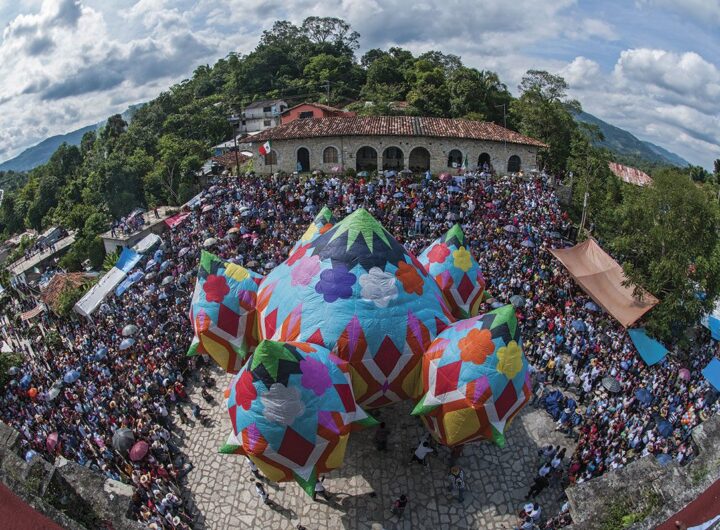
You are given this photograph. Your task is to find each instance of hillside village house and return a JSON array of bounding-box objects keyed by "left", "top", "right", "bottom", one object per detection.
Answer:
[
  {"left": 242, "top": 116, "right": 547, "bottom": 174},
  {"left": 237, "top": 99, "right": 288, "bottom": 135},
  {"left": 280, "top": 102, "right": 356, "bottom": 124}
]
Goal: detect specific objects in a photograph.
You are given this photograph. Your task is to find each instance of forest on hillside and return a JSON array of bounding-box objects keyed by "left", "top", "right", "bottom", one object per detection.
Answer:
[{"left": 1, "top": 16, "right": 719, "bottom": 341}]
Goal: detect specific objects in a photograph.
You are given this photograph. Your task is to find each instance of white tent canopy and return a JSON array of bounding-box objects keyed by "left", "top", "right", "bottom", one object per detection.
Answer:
[
  {"left": 132, "top": 233, "right": 162, "bottom": 255},
  {"left": 74, "top": 267, "right": 126, "bottom": 318}
]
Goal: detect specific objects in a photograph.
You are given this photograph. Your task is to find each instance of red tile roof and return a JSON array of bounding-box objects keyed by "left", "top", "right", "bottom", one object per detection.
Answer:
[
  {"left": 212, "top": 151, "right": 251, "bottom": 169},
  {"left": 241, "top": 116, "right": 548, "bottom": 148},
  {"left": 608, "top": 162, "right": 653, "bottom": 186},
  {"left": 282, "top": 102, "right": 348, "bottom": 115}
]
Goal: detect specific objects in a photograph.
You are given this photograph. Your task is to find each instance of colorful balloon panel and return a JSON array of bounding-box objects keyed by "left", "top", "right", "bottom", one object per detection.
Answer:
[
  {"left": 290, "top": 206, "right": 337, "bottom": 254},
  {"left": 412, "top": 305, "right": 531, "bottom": 447},
  {"left": 221, "top": 340, "right": 372, "bottom": 496},
  {"left": 417, "top": 224, "right": 486, "bottom": 319},
  {"left": 256, "top": 208, "right": 454, "bottom": 408},
  {"left": 187, "top": 250, "right": 262, "bottom": 373}
]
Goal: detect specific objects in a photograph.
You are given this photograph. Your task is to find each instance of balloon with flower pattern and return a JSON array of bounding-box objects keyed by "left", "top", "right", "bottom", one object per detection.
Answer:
[
  {"left": 187, "top": 251, "right": 262, "bottom": 373},
  {"left": 255, "top": 208, "right": 454, "bottom": 409},
  {"left": 220, "top": 340, "right": 374, "bottom": 496},
  {"left": 412, "top": 305, "right": 531, "bottom": 447},
  {"left": 418, "top": 224, "right": 486, "bottom": 319}
]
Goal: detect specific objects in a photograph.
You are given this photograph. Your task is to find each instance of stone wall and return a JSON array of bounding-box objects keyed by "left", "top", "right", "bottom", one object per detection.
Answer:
[
  {"left": 0, "top": 421, "right": 142, "bottom": 530},
  {"left": 565, "top": 414, "right": 720, "bottom": 530},
  {"left": 253, "top": 135, "right": 540, "bottom": 175}
]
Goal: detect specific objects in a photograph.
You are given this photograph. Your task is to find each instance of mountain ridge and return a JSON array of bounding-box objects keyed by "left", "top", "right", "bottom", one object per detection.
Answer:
[
  {"left": 574, "top": 110, "right": 690, "bottom": 168},
  {"left": 0, "top": 105, "right": 142, "bottom": 172}
]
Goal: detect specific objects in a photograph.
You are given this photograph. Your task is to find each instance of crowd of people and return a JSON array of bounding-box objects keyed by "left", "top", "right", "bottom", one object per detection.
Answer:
[{"left": 1, "top": 168, "right": 718, "bottom": 529}]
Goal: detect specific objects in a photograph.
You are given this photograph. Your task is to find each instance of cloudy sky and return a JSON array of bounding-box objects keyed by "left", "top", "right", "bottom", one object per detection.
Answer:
[{"left": 0, "top": 0, "right": 719, "bottom": 168}]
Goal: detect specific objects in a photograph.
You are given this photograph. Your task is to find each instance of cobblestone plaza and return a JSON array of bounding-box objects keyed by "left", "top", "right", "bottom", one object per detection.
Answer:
[{"left": 179, "top": 368, "right": 572, "bottom": 530}]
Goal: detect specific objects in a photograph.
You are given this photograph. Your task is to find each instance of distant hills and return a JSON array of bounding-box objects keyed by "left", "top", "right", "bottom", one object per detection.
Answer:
[
  {"left": 0, "top": 105, "right": 141, "bottom": 172},
  {"left": 0, "top": 104, "right": 690, "bottom": 173},
  {"left": 574, "top": 111, "right": 690, "bottom": 168}
]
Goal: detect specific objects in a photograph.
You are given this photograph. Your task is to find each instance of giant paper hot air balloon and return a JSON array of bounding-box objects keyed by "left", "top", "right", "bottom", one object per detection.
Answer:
[
  {"left": 256, "top": 208, "right": 454, "bottom": 408},
  {"left": 290, "top": 206, "right": 337, "bottom": 254},
  {"left": 220, "top": 340, "right": 373, "bottom": 496},
  {"left": 412, "top": 305, "right": 531, "bottom": 447},
  {"left": 418, "top": 224, "right": 486, "bottom": 319},
  {"left": 187, "top": 251, "right": 262, "bottom": 373}
]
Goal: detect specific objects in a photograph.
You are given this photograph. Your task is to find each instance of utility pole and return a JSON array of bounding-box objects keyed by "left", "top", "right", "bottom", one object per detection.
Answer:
[
  {"left": 321, "top": 81, "right": 330, "bottom": 104},
  {"left": 227, "top": 115, "right": 241, "bottom": 176},
  {"left": 495, "top": 103, "right": 508, "bottom": 171}
]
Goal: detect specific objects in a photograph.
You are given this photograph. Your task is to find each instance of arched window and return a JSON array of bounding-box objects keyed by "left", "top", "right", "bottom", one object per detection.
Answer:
[
  {"left": 409, "top": 147, "right": 431, "bottom": 172},
  {"left": 447, "top": 149, "right": 462, "bottom": 168},
  {"left": 323, "top": 146, "right": 339, "bottom": 164},
  {"left": 264, "top": 150, "right": 277, "bottom": 166},
  {"left": 382, "top": 146, "right": 404, "bottom": 170},
  {"left": 356, "top": 146, "right": 378, "bottom": 172},
  {"left": 478, "top": 152, "right": 491, "bottom": 167},
  {"left": 507, "top": 155, "right": 521, "bottom": 173}
]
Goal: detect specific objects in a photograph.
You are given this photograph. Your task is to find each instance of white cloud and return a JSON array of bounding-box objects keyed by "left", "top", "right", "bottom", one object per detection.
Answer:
[
  {"left": 566, "top": 47, "right": 720, "bottom": 168},
  {"left": 639, "top": 0, "right": 720, "bottom": 26}
]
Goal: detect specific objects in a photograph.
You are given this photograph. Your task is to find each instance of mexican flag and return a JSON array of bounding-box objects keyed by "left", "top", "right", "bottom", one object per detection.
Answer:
[{"left": 258, "top": 140, "right": 272, "bottom": 156}]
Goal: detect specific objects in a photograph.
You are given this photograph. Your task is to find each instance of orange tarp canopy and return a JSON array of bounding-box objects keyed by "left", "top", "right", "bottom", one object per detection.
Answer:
[{"left": 550, "top": 239, "right": 658, "bottom": 328}]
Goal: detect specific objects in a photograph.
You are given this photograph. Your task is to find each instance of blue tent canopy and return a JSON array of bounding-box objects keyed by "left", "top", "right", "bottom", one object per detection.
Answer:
[
  {"left": 115, "top": 248, "right": 141, "bottom": 274},
  {"left": 702, "top": 357, "right": 720, "bottom": 391},
  {"left": 628, "top": 328, "right": 668, "bottom": 366}
]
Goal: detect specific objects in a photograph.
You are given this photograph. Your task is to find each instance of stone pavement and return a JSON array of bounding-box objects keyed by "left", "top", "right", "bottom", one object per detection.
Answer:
[{"left": 176, "top": 367, "right": 572, "bottom": 530}]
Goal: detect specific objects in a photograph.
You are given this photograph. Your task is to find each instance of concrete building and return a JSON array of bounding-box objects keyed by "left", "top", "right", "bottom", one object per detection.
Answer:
[
  {"left": 238, "top": 99, "right": 288, "bottom": 135},
  {"left": 280, "top": 102, "right": 355, "bottom": 125},
  {"left": 241, "top": 116, "right": 546, "bottom": 174},
  {"left": 100, "top": 207, "right": 174, "bottom": 254}
]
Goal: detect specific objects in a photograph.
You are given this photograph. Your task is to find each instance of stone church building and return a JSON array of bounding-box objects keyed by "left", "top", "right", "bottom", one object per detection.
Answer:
[{"left": 241, "top": 116, "right": 546, "bottom": 175}]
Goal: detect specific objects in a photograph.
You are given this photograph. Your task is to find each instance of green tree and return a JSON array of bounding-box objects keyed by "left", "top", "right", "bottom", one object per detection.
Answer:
[
  {"left": 406, "top": 60, "right": 451, "bottom": 117},
  {"left": 611, "top": 169, "right": 720, "bottom": 340},
  {"left": 510, "top": 70, "right": 580, "bottom": 172}
]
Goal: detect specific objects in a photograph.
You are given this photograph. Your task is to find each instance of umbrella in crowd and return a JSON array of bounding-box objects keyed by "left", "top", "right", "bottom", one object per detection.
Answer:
[
  {"left": 94, "top": 347, "right": 108, "bottom": 359},
  {"left": 145, "top": 260, "right": 157, "bottom": 271},
  {"left": 153, "top": 249, "right": 163, "bottom": 262},
  {"left": 122, "top": 325, "right": 138, "bottom": 337},
  {"left": 160, "top": 260, "right": 173, "bottom": 272},
  {"left": 47, "top": 386, "right": 61, "bottom": 401},
  {"left": 202, "top": 204, "right": 215, "bottom": 213},
  {"left": 548, "top": 231, "right": 562, "bottom": 239},
  {"left": 178, "top": 247, "right": 190, "bottom": 257},
  {"left": 583, "top": 301, "right": 600, "bottom": 311},
  {"left": 571, "top": 319, "right": 587, "bottom": 332},
  {"left": 128, "top": 271, "right": 144, "bottom": 283},
  {"left": 635, "top": 388, "right": 653, "bottom": 405},
  {"left": 357, "top": 171, "right": 369, "bottom": 177},
  {"left": 503, "top": 224, "right": 519, "bottom": 233},
  {"left": 203, "top": 238, "right": 217, "bottom": 248},
  {"left": 657, "top": 419, "right": 674, "bottom": 438},
  {"left": 393, "top": 192, "right": 404, "bottom": 198},
  {"left": 46, "top": 432, "right": 59, "bottom": 452},
  {"left": 119, "top": 338, "right": 135, "bottom": 351},
  {"left": 602, "top": 376, "right": 622, "bottom": 393},
  {"left": 161, "top": 276, "right": 174, "bottom": 286},
  {"left": 227, "top": 227, "right": 240, "bottom": 234},
  {"left": 679, "top": 368, "right": 691, "bottom": 381},
  {"left": 447, "top": 186, "right": 461, "bottom": 193},
  {"left": 7, "top": 366, "right": 18, "bottom": 376},
  {"left": 129, "top": 440, "right": 149, "bottom": 461},
  {"left": 520, "top": 239, "right": 536, "bottom": 248},
  {"left": 246, "top": 260, "right": 259, "bottom": 269},
  {"left": 112, "top": 428, "right": 135, "bottom": 455},
  {"left": 510, "top": 295, "right": 525, "bottom": 308},
  {"left": 145, "top": 272, "right": 156, "bottom": 281},
  {"left": 63, "top": 369, "right": 81, "bottom": 384},
  {"left": 439, "top": 173, "right": 452, "bottom": 181}
]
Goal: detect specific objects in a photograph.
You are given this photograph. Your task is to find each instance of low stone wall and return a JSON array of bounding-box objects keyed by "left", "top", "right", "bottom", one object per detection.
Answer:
[
  {"left": 565, "top": 414, "right": 720, "bottom": 529},
  {"left": 0, "top": 421, "right": 142, "bottom": 530}
]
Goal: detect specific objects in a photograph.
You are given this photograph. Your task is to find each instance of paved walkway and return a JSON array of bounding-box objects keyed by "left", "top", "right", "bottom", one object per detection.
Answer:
[{"left": 178, "top": 367, "right": 572, "bottom": 530}]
